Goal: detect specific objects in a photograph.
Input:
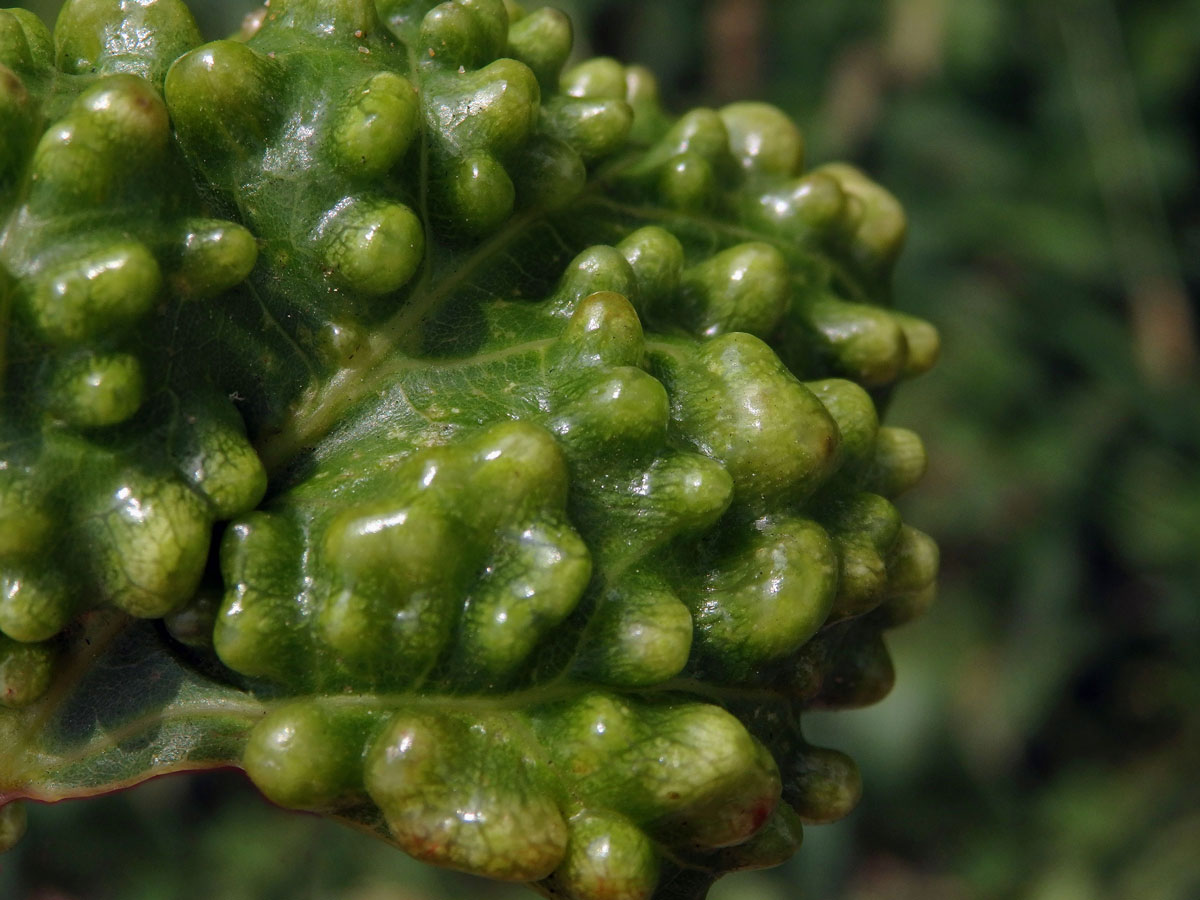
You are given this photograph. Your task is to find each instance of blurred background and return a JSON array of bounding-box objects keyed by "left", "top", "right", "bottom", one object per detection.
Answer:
[{"left": 3, "top": 0, "right": 1199, "bottom": 898}]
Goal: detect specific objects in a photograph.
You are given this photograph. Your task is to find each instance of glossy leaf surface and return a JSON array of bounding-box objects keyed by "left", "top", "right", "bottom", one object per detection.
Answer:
[{"left": 0, "top": 2, "right": 938, "bottom": 897}]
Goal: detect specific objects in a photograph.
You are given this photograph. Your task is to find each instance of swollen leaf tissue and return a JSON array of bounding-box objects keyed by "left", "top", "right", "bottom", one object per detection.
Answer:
[{"left": 0, "top": 2, "right": 939, "bottom": 898}]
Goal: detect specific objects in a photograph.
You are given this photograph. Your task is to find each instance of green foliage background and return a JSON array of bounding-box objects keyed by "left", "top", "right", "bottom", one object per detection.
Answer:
[{"left": 3, "top": 0, "right": 1198, "bottom": 898}]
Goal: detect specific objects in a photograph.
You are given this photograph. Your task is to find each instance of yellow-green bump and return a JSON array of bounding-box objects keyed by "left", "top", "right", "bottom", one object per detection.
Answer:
[
  {"left": 318, "top": 197, "right": 424, "bottom": 295},
  {"left": 660, "top": 108, "right": 729, "bottom": 163},
  {"left": 0, "top": 633, "right": 54, "bottom": 708},
  {"left": 875, "top": 524, "right": 938, "bottom": 627},
  {"left": 642, "top": 452, "right": 734, "bottom": 536},
  {"left": 165, "top": 40, "right": 282, "bottom": 160},
  {"left": 787, "top": 746, "right": 862, "bottom": 825},
  {"left": 886, "top": 525, "right": 939, "bottom": 596},
  {"left": 427, "top": 58, "right": 539, "bottom": 156},
  {"left": 333, "top": 72, "right": 420, "bottom": 175},
  {"left": 464, "top": 421, "right": 571, "bottom": 521},
  {"left": 795, "top": 292, "right": 909, "bottom": 388},
  {"left": 447, "top": 153, "right": 515, "bottom": 235},
  {"left": 658, "top": 151, "right": 714, "bottom": 210},
  {"left": 541, "top": 95, "right": 633, "bottom": 163},
  {"left": 680, "top": 242, "right": 790, "bottom": 338},
  {"left": 172, "top": 400, "right": 268, "bottom": 519},
  {"left": 617, "top": 226, "right": 684, "bottom": 314},
  {"left": 171, "top": 219, "right": 258, "bottom": 300},
  {"left": 744, "top": 172, "right": 846, "bottom": 240},
  {"left": 413, "top": 426, "right": 592, "bottom": 683},
  {"left": 0, "top": 569, "right": 73, "bottom": 643},
  {"left": 616, "top": 703, "right": 781, "bottom": 849},
  {"left": 30, "top": 242, "right": 162, "bottom": 345},
  {"left": 561, "top": 57, "right": 625, "bottom": 100},
  {"left": 420, "top": 0, "right": 509, "bottom": 70},
  {"left": 805, "top": 378, "right": 879, "bottom": 482},
  {"left": 551, "top": 366, "right": 669, "bottom": 450},
  {"left": 658, "top": 332, "right": 842, "bottom": 503},
  {"left": 548, "top": 811, "right": 659, "bottom": 900},
  {"left": 9, "top": 12, "right": 48, "bottom": 63},
  {"left": 365, "top": 711, "right": 568, "bottom": 881},
  {"left": 623, "top": 64, "right": 668, "bottom": 141},
  {"left": 259, "top": 0, "right": 383, "bottom": 42},
  {"left": 81, "top": 473, "right": 211, "bottom": 618},
  {"left": 75, "top": 75, "right": 170, "bottom": 159},
  {"left": 30, "top": 81, "right": 170, "bottom": 205},
  {"left": 537, "top": 692, "right": 640, "bottom": 779},
  {"left": 893, "top": 310, "right": 941, "bottom": 377},
  {"left": 313, "top": 422, "right": 585, "bottom": 685},
  {"left": 819, "top": 493, "right": 902, "bottom": 621},
  {"left": 506, "top": 6, "right": 572, "bottom": 90},
  {"left": 320, "top": 498, "right": 461, "bottom": 676},
  {"left": 5, "top": 10, "right": 51, "bottom": 68},
  {"left": 53, "top": 0, "right": 202, "bottom": 84},
  {"left": 578, "top": 576, "right": 693, "bottom": 687},
  {"left": 554, "top": 290, "right": 645, "bottom": 370},
  {"left": 536, "top": 697, "right": 783, "bottom": 850},
  {"left": 828, "top": 535, "right": 888, "bottom": 622},
  {"left": 686, "top": 516, "right": 838, "bottom": 674},
  {"left": 28, "top": 116, "right": 103, "bottom": 203},
  {"left": 0, "top": 18, "right": 32, "bottom": 72},
  {"left": 816, "top": 162, "right": 907, "bottom": 276},
  {"left": 548, "top": 246, "right": 637, "bottom": 316},
  {"left": 843, "top": 491, "right": 904, "bottom": 557},
  {"left": 865, "top": 426, "right": 927, "bottom": 497},
  {"left": 719, "top": 102, "right": 804, "bottom": 176},
  {"left": 47, "top": 352, "right": 145, "bottom": 428},
  {"left": 243, "top": 701, "right": 375, "bottom": 811},
  {"left": 453, "top": 519, "right": 591, "bottom": 683},
  {"left": 215, "top": 513, "right": 310, "bottom": 684}
]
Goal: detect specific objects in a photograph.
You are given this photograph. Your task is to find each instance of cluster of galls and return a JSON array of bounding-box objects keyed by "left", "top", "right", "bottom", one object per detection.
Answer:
[
  {"left": 223, "top": 227, "right": 937, "bottom": 896},
  {"left": 1, "top": 6, "right": 266, "bottom": 708},
  {"left": 1, "top": 1, "right": 938, "bottom": 898}
]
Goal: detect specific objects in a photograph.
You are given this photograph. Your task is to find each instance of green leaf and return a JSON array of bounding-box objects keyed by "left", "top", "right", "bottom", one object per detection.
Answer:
[{"left": 0, "top": 2, "right": 939, "bottom": 897}]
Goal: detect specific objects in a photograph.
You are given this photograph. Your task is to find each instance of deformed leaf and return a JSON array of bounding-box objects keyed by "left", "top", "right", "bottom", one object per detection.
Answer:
[{"left": 0, "top": 2, "right": 939, "bottom": 897}]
